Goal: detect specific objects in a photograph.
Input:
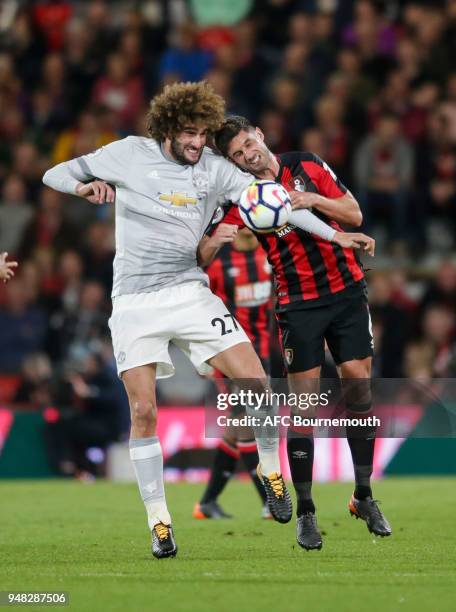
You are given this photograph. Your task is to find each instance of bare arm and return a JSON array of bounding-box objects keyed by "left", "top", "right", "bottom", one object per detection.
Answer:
[
  {"left": 290, "top": 208, "right": 374, "bottom": 255},
  {"left": 290, "top": 190, "right": 363, "bottom": 227},
  {"left": 197, "top": 224, "right": 238, "bottom": 267},
  {"left": 43, "top": 161, "right": 115, "bottom": 204},
  {"left": 43, "top": 139, "right": 131, "bottom": 203}
]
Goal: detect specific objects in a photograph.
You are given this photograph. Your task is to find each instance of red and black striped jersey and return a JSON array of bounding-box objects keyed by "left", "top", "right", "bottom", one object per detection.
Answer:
[
  {"left": 215, "top": 152, "right": 365, "bottom": 310},
  {"left": 206, "top": 243, "right": 272, "bottom": 361}
]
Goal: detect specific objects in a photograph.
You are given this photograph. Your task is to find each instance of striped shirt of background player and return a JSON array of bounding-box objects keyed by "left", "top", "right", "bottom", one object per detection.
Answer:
[
  {"left": 206, "top": 243, "right": 272, "bottom": 363},
  {"left": 221, "top": 152, "right": 365, "bottom": 308}
]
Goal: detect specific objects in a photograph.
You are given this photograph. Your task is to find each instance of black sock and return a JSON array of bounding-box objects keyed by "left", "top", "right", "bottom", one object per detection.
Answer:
[
  {"left": 346, "top": 404, "right": 376, "bottom": 500},
  {"left": 238, "top": 440, "right": 267, "bottom": 504},
  {"left": 200, "top": 440, "right": 239, "bottom": 504},
  {"left": 287, "top": 426, "right": 315, "bottom": 515}
]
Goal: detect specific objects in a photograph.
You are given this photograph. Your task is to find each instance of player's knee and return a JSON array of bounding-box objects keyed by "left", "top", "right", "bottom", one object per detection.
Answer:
[
  {"left": 130, "top": 397, "right": 157, "bottom": 430},
  {"left": 340, "top": 359, "right": 371, "bottom": 379}
]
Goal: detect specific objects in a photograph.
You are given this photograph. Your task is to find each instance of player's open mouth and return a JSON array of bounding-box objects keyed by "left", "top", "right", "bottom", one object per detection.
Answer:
[
  {"left": 247, "top": 154, "right": 261, "bottom": 167},
  {"left": 186, "top": 147, "right": 200, "bottom": 158}
]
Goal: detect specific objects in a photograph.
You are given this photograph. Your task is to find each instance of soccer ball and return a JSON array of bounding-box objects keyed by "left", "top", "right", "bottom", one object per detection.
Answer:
[{"left": 238, "top": 180, "right": 292, "bottom": 233}]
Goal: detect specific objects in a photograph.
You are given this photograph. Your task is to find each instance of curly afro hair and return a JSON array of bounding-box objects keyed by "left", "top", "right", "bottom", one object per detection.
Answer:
[{"left": 146, "top": 81, "right": 226, "bottom": 141}]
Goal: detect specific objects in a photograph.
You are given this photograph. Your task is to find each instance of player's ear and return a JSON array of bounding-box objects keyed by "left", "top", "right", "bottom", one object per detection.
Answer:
[{"left": 255, "top": 127, "right": 265, "bottom": 142}]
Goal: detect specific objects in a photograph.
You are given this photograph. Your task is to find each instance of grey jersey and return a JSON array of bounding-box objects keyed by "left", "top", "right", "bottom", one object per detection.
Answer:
[{"left": 42, "top": 136, "right": 253, "bottom": 297}]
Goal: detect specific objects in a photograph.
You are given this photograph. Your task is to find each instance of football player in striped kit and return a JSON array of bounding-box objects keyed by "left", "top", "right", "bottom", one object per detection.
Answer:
[{"left": 208, "top": 115, "right": 391, "bottom": 550}]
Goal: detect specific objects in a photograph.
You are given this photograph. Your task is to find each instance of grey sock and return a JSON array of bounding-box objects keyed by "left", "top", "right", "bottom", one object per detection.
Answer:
[
  {"left": 244, "top": 403, "right": 279, "bottom": 473},
  {"left": 129, "top": 436, "right": 165, "bottom": 505}
]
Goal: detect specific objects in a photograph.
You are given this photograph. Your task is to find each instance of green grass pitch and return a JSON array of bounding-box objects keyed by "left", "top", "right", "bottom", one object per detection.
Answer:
[{"left": 1, "top": 478, "right": 455, "bottom": 612}]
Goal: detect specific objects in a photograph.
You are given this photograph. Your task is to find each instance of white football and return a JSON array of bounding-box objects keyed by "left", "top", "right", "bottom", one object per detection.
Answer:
[{"left": 238, "top": 180, "right": 292, "bottom": 233}]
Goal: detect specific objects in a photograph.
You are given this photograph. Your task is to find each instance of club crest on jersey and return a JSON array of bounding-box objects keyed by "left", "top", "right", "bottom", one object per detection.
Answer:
[
  {"left": 192, "top": 172, "right": 209, "bottom": 191},
  {"left": 286, "top": 176, "right": 306, "bottom": 192},
  {"left": 159, "top": 192, "right": 198, "bottom": 207},
  {"left": 285, "top": 349, "right": 294, "bottom": 365}
]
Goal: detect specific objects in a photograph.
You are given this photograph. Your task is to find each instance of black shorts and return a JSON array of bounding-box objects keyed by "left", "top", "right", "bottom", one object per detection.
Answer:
[{"left": 276, "top": 295, "right": 374, "bottom": 373}]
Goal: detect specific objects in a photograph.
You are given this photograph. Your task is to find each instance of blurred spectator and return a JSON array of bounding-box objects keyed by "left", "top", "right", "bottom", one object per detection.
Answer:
[
  {"left": 405, "top": 305, "right": 455, "bottom": 378},
  {"left": 337, "top": 47, "right": 376, "bottom": 108},
  {"left": 158, "top": 21, "right": 213, "bottom": 85},
  {"left": 45, "top": 350, "right": 124, "bottom": 477},
  {"left": 260, "top": 109, "right": 293, "bottom": 153},
  {"left": 419, "top": 260, "right": 456, "bottom": 314},
  {"left": 63, "top": 18, "right": 101, "bottom": 116},
  {"left": 0, "top": 175, "right": 33, "bottom": 254},
  {"left": 81, "top": 221, "right": 114, "bottom": 296},
  {"left": 205, "top": 68, "right": 250, "bottom": 118},
  {"left": 343, "top": 0, "right": 398, "bottom": 57},
  {"left": 230, "top": 19, "right": 275, "bottom": 119},
  {"left": 85, "top": 0, "right": 114, "bottom": 63},
  {"left": 40, "top": 52, "right": 70, "bottom": 123},
  {"left": 118, "top": 28, "right": 144, "bottom": 76},
  {"left": 10, "top": 141, "right": 46, "bottom": 200},
  {"left": 415, "top": 110, "right": 456, "bottom": 243},
  {"left": 1, "top": 8, "right": 46, "bottom": 87},
  {"left": 51, "top": 107, "right": 118, "bottom": 164},
  {"left": 28, "top": 88, "right": 70, "bottom": 153},
  {"left": 17, "top": 259, "right": 41, "bottom": 306},
  {"left": 57, "top": 249, "right": 84, "bottom": 315},
  {"left": 32, "top": 0, "right": 73, "bottom": 52},
  {"left": 19, "top": 186, "right": 78, "bottom": 258},
  {"left": 314, "top": 94, "right": 349, "bottom": 176},
  {"left": 299, "top": 127, "right": 326, "bottom": 160},
  {"left": 91, "top": 52, "right": 144, "bottom": 132},
  {"left": 0, "top": 52, "right": 22, "bottom": 107},
  {"left": 47, "top": 279, "right": 108, "bottom": 364},
  {"left": 0, "top": 277, "right": 47, "bottom": 373},
  {"left": 369, "top": 271, "right": 410, "bottom": 377},
  {"left": 343, "top": 0, "right": 397, "bottom": 83},
  {"left": 354, "top": 114, "right": 413, "bottom": 247},
  {"left": 13, "top": 352, "right": 54, "bottom": 407}
]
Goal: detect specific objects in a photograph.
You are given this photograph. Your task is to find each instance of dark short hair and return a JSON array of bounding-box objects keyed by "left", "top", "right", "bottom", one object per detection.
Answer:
[{"left": 214, "top": 115, "right": 255, "bottom": 157}]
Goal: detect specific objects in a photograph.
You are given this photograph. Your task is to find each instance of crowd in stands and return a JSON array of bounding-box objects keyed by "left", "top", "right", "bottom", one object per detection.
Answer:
[{"left": 1, "top": 0, "right": 456, "bottom": 444}]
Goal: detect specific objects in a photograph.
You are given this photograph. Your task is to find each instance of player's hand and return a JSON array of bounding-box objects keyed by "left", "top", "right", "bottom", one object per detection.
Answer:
[
  {"left": 0, "top": 252, "right": 18, "bottom": 283},
  {"left": 76, "top": 180, "right": 115, "bottom": 204},
  {"left": 209, "top": 223, "right": 238, "bottom": 248},
  {"left": 333, "top": 232, "right": 375, "bottom": 256},
  {"left": 290, "top": 191, "right": 318, "bottom": 209}
]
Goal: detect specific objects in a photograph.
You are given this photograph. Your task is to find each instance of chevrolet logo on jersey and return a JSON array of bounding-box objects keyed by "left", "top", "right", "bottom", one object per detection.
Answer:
[{"left": 159, "top": 192, "right": 198, "bottom": 207}]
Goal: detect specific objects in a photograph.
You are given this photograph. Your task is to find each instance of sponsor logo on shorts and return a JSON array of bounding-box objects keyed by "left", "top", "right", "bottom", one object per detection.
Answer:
[
  {"left": 292, "top": 450, "right": 308, "bottom": 459},
  {"left": 285, "top": 348, "right": 294, "bottom": 365},
  {"left": 117, "top": 351, "right": 126, "bottom": 364}
]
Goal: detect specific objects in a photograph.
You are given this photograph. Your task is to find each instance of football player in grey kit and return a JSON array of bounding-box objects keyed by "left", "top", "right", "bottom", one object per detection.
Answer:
[{"left": 43, "top": 81, "right": 362, "bottom": 559}]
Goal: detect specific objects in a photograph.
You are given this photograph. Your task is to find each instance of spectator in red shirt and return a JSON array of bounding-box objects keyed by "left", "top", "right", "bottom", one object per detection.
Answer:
[{"left": 92, "top": 53, "right": 144, "bottom": 132}]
